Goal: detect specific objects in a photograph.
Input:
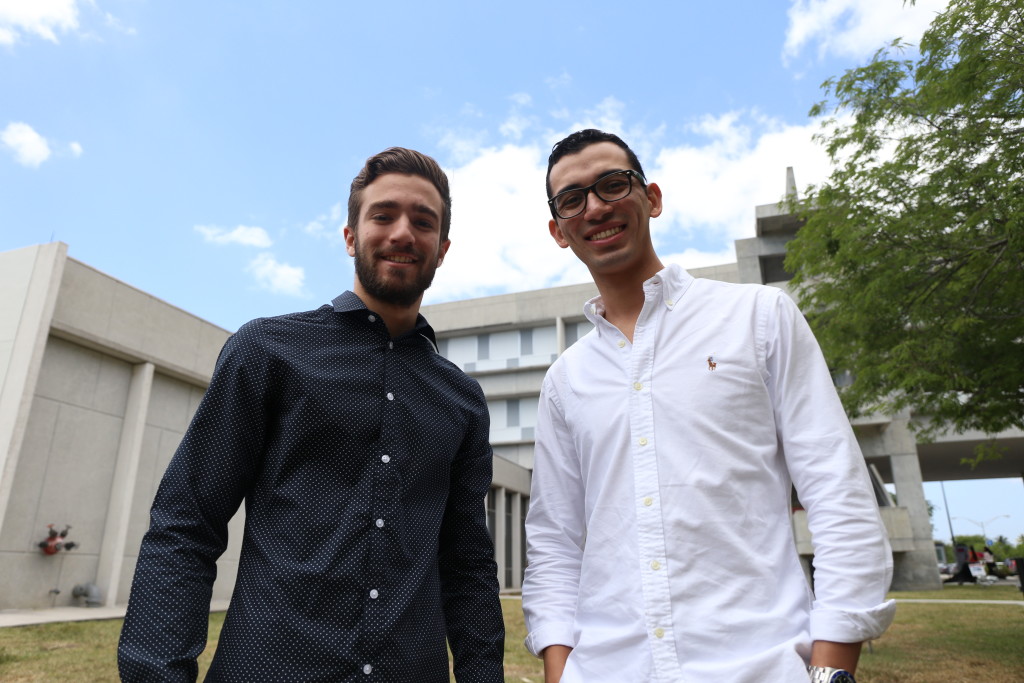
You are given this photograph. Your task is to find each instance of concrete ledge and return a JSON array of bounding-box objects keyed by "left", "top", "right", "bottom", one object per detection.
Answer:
[{"left": 0, "top": 599, "right": 230, "bottom": 628}]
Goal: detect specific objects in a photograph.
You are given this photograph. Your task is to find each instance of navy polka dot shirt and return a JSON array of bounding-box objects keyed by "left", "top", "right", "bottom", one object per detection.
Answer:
[{"left": 118, "top": 292, "right": 505, "bottom": 682}]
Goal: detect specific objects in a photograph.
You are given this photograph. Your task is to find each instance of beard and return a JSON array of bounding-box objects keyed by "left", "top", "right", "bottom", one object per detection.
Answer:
[{"left": 352, "top": 234, "right": 440, "bottom": 308}]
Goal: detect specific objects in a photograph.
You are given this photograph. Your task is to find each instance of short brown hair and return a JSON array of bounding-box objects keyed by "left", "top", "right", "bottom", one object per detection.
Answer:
[{"left": 347, "top": 147, "right": 452, "bottom": 241}]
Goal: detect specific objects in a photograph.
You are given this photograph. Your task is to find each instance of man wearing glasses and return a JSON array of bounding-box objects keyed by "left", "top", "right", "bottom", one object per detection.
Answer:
[{"left": 522, "top": 129, "right": 895, "bottom": 683}]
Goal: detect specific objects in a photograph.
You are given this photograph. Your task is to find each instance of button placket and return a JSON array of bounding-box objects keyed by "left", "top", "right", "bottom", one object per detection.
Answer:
[{"left": 629, "top": 291, "right": 682, "bottom": 679}]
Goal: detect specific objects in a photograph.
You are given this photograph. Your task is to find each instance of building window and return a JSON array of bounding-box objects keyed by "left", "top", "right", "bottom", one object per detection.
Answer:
[
  {"left": 759, "top": 254, "right": 793, "bottom": 283},
  {"left": 565, "top": 320, "right": 594, "bottom": 348},
  {"left": 519, "top": 328, "right": 533, "bottom": 356},
  {"left": 506, "top": 399, "right": 519, "bottom": 428}
]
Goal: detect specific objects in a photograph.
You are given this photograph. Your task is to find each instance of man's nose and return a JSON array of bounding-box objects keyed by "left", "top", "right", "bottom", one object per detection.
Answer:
[
  {"left": 582, "top": 189, "right": 613, "bottom": 220},
  {"left": 389, "top": 215, "right": 415, "bottom": 243}
]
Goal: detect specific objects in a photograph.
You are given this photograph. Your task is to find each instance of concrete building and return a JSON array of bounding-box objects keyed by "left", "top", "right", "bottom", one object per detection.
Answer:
[{"left": 2, "top": 177, "right": 1021, "bottom": 609}]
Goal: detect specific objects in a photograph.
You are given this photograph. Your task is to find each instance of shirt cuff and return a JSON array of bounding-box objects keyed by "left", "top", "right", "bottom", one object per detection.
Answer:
[
  {"left": 524, "top": 622, "right": 576, "bottom": 658},
  {"left": 809, "top": 599, "right": 897, "bottom": 643}
]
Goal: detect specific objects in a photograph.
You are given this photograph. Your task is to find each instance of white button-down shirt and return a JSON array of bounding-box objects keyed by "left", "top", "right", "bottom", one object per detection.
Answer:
[{"left": 523, "top": 265, "right": 895, "bottom": 682}]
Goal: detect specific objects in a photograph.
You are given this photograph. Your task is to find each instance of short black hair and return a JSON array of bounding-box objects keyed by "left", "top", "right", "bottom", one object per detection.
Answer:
[{"left": 545, "top": 129, "right": 646, "bottom": 199}]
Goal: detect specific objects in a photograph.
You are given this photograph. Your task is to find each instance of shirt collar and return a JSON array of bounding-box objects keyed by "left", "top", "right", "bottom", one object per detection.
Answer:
[
  {"left": 582, "top": 263, "right": 695, "bottom": 333},
  {"left": 331, "top": 291, "right": 438, "bottom": 348}
]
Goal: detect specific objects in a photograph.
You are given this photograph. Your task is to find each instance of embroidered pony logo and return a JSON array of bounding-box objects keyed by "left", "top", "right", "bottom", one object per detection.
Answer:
[{"left": 707, "top": 356, "right": 717, "bottom": 371}]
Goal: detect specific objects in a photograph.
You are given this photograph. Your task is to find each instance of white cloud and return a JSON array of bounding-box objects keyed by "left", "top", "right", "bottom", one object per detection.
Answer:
[
  {"left": 437, "top": 128, "right": 489, "bottom": 166},
  {"left": 69, "top": 141, "right": 83, "bottom": 156},
  {"left": 556, "top": 97, "right": 667, "bottom": 164},
  {"left": 103, "top": 10, "right": 135, "bottom": 35},
  {"left": 424, "top": 143, "right": 592, "bottom": 305},
  {"left": 195, "top": 224, "right": 273, "bottom": 247},
  {"left": 1, "top": 122, "right": 52, "bottom": 167},
  {"left": 661, "top": 246, "right": 743, "bottom": 272},
  {"left": 545, "top": 70, "right": 571, "bottom": 90},
  {"left": 499, "top": 93, "right": 537, "bottom": 142},
  {"left": 425, "top": 105, "right": 836, "bottom": 304},
  {"left": 499, "top": 114, "right": 532, "bottom": 141},
  {"left": 303, "top": 202, "right": 345, "bottom": 242},
  {"left": 246, "top": 253, "right": 306, "bottom": 297},
  {"left": 0, "top": 0, "right": 80, "bottom": 45},
  {"left": 784, "top": 0, "right": 950, "bottom": 63},
  {"left": 509, "top": 92, "right": 532, "bottom": 107},
  {"left": 652, "top": 111, "right": 831, "bottom": 248}
]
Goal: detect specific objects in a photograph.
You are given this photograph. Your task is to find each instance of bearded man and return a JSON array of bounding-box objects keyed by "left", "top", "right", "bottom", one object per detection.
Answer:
[{"left": 119, "top": 147, "right": 504, "bottom": 682}]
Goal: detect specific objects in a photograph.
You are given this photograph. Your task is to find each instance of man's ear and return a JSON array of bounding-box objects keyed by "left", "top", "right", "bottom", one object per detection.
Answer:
[
  {"left": 549, "top": 219, "right": 570, "bottom": 249},
  {"left": 436, "top": 239, "right": 451, "bottom": 267},
  {"left": 343, "top": 225, "right": 356, "bottom": 256},
  {"left": 646, "top": 182, "right": 663, "bottom": 219}
]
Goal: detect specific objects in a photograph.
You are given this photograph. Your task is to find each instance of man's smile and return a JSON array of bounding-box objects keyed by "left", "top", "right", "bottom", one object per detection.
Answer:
[
  {"left": 380, "top": 251, "right": 418, "bottom": 264},
  {"left": 587, "top": 225, "right": 625, "bottom": 241}
]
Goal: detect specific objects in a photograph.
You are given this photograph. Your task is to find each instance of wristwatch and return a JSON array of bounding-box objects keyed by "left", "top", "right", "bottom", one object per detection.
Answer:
[{"left": 808, "top": 665, "right": 856, "bottom": 683}]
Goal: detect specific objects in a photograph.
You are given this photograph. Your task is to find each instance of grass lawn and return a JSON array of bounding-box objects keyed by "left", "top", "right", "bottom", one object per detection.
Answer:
[{"left": 0, "top": 587, "right": 1020, "bottom": 682}]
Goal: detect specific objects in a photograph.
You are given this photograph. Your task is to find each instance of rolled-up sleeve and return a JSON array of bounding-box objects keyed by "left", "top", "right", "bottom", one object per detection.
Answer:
[
  {"left": 765, "top": 290, "right": 896, "bottom": 642},
  {"left": 522, "top": 373, "right": 587, "bottom": 657}
]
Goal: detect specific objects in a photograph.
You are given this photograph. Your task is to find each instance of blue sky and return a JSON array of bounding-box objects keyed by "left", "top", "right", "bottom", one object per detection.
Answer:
[{"left": 2, "top": 0, "right": 1021, "bottom": 544}]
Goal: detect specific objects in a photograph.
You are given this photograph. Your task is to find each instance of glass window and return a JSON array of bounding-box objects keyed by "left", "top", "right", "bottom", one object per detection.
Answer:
[
  {"left": 507, "top": 399, "right": 520, "bottom": 428},
  {"left": 519, "top": 329, "right": 533, "bottom": 356},
  {"left": 444, "top": 336, "right": 478, "bottom": 367},
  {"left": 477, "top": 333, "right": 490, "bottom": 361}
]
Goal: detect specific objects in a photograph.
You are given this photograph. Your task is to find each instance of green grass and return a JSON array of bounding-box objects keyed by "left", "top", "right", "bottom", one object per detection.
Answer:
[
  {"left": 861, "top": 585, "right": 1024, "bottom": 682},
  {"left": 0, "top": 589, "right": 1021, "bottom": 682}
]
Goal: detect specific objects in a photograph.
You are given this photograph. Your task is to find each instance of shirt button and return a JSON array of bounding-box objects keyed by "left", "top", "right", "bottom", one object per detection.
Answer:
[
  {"left": 388, "top": 341, "right": 393, "bottom": 349},
  {"left": 368, "top": 314, "right": 376, "bottom": 323},
  {"left": 375, "top": 518, "right": 385, "bottom": 528},
  {"left": 654, "top": 627, "right": 665, "bottom": 639},
  {"left": 633, "top": 381, "right": 642, "bottom": 391},
  {"left": 666, "top": 299, "right": 674, "bottom": 307},
  {"left": 643, "top": 497, "right": 653, "bottom": 507},
  {"left": 617, "top": 339, "right": 626, "bottom": 348},
  {"left": 369, "top": 589, "right": 379, "bottom": 599},
  {"left": 381, "top": 454, "right": 390, "bottom": 463},
  {"left": 386, "top": 392, "right": 394, "bottom": 401},
  {"left": 363, "top": 664, "right": 373, "bottom": 674},
  {"left": 651, "top": 560, "right": 662, "bottom": 570},
  {"left": 638, "top": 437, "right": 648, "bottom": 446}
]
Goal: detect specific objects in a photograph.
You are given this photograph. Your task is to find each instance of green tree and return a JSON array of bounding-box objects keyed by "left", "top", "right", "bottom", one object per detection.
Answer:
[{"left": 785, "top": 0, "right": 1024, "bottom": 443}]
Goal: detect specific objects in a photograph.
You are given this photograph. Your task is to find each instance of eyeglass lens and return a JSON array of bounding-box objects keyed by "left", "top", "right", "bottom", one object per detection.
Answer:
[{"left": 554, "top": 171, "right": 634, "bottom": 218}]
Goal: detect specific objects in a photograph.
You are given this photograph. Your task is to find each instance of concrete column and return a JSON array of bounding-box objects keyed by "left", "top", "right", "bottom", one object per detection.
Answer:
[
  {"left": 510, "top": 493, "right": 523, "bottom": 590},
  {"left": 555, "top": 317, "right": 566, "bottom": 355},
  {"left": 883, "top": 415, "right": 941, "bottom": 590},
  {"left": 96, "top": 361, "right": 154, "bottom": 606},
  {"left": 494, "top": 486, "right": 507, "bottom": 589},
  {"left": 0, "top": 243, "right": 67, "bottom": 538}
]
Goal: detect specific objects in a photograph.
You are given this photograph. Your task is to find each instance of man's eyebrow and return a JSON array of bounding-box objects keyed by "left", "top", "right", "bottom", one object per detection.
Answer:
[
  {"left": 553, "top": 168, "right": 630, "bottom": 196},
  {"left": 365, "top": 200, "right": 440, "bottom": 220}
]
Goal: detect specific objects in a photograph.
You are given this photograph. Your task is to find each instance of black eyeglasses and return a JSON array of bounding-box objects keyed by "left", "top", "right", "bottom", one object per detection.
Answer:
[{"left": 548, "top": 169, "right": 645, "bottom": 219}]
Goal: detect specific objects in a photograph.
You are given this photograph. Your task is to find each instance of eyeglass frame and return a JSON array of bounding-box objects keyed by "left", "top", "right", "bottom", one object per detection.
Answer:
[{"left": 547, "top": 169, "right": 647, "bottom": 220}]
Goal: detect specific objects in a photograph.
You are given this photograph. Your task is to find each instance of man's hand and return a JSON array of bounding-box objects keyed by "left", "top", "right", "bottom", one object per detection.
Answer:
[
  {"left": 810, "top": 640, "right": 862, "bottom": 673},
  {"left": 541, "top": 644, "right": 572, "bottom": 683}
]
